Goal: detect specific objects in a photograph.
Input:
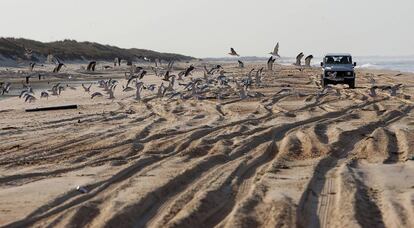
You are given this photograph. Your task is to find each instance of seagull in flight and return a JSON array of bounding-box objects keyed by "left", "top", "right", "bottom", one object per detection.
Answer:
[
  {"left": 305, "top": 55, "right": 314, "bottom": 67},
  {"left": 295, "top": 52, "right": 304, "bottom": 66},
  {"left": 82, "top": 84, "right": 92, "bottom": 93},
  {"left": 52, "top": 57, "right": 66, "bottom": 73},
  {"left": 91, "top": 92, "right": 103, "bottom": 99},
  {"left": 184, "top": 65, "right": 195, "bottom": 77},
  {"left": 86, "top": 61, "right": 97, "bottom": 71},
  {"left": 40, "top": 91, "right": 49, "bottom": 99},
  {"left": 269, "top": 42, "right": 280, "bottom": 57},
  {"left": 267, "top": 56, "right": 276, "bottom": 71},
  {"left": 229, "top": 48, "right": 240, "bottom": 56},
  {"left": 238, "top": 60, "right": 244, "bottom": 68},
  {"left": 1, "top": 82, "right": 11, "bottom": 95}
]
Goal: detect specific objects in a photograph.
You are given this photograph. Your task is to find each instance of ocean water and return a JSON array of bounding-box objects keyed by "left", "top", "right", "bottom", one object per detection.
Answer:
[
  {"left": 204, "top": 56, "right": 414, "bottom": 73},
  {"left": 352, "top": 56, "right": 414, "bottom": 73}
]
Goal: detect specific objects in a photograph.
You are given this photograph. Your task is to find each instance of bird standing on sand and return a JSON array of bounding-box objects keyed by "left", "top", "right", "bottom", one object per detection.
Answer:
[
  {"left": 229, "top": 48, "right": 240, "bottom": 56},
  {"left": 269, "top": 42, "right": 280, "bottom": 57}
]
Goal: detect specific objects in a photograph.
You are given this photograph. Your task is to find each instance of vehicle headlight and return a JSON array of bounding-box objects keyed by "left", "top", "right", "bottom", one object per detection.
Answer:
[{"left": 347, "top": 72, "right": 352, "bottom": 76}]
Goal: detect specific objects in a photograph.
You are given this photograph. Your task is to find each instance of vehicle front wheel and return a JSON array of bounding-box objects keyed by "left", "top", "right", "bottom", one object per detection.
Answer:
[
  {"left": 348, "top": 80, "right": 355, "bottom": 89},
  {"left": 322, "top": 78, "right": 329, "bottom": 88}
]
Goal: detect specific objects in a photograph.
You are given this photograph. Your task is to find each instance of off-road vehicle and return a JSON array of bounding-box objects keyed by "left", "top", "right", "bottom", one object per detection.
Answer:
[{"left": 321, "top": 53, "right": 357, "bottom": 88}]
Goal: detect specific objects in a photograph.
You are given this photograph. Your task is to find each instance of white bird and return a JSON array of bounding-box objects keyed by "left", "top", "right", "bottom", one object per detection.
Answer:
[
  {"left": 76, "top": 186, "right": 88, "bottom": 194},
  {"left": 269, "top": 42, "right": 280, "bottom": 57}
]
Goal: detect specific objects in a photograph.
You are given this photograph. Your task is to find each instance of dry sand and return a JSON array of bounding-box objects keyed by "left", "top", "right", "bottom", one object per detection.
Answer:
[{"left": 0, "top": 62, "right": 413, "bottom": 227}]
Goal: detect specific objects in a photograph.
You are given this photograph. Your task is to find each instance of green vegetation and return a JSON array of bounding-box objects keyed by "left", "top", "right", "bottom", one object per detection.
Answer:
[{"left": 0, "top": 37, "right": 194, "bottom": 62}]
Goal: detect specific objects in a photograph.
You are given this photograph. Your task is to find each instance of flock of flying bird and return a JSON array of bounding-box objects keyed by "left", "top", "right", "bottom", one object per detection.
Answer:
[{"left": 0, "top": 42, "right": 404, "bottom": 104}]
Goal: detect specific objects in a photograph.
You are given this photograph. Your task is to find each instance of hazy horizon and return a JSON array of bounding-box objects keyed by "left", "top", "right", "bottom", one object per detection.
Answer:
[{"left": 1, "top": 0, "right": 413, "bottom": 58}]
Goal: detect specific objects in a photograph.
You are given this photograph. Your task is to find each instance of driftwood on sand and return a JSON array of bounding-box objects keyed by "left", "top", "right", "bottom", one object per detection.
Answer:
[{"left": 25, "top": 104, "right": 78, "bottom": 112}]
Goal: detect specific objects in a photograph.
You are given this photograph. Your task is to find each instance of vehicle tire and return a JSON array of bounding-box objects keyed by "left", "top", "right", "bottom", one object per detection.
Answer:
[
  {"left": 322, "top": 78, "right": 329, "bottom": 88},
  {"left": 348, "top": 79, "right": 355, "bottom": 89}
]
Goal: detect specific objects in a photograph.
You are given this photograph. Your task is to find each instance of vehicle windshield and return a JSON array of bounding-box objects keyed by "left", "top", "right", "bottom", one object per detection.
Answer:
[{"left": 324, "top": 56, "right": 352, "bottom": 65}]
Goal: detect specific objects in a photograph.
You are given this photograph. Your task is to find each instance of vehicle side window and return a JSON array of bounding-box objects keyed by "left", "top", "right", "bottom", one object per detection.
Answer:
[{"left": 326, "top": 57, "right": 334, "bottom": 64}]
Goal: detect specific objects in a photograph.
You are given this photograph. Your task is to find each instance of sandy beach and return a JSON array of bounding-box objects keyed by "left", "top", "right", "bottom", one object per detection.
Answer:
[{"left": 0, "top": 62, "right": 413, "bottom": 228}]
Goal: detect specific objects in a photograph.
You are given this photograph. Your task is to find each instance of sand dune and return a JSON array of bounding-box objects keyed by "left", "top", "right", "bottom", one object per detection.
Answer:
[{"left": 0, "top": 63, "right": 413, "bottom": 227}]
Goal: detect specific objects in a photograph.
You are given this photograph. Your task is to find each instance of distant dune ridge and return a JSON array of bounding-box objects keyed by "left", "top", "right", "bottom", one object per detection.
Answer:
[{"left": 0, "top": 37, "right": 194, "bottom": 64}]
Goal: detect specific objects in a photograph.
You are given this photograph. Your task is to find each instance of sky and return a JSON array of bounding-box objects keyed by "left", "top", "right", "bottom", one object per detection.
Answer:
[{"left": 1, "top": 0, "right": 413, "bottom": 58}]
